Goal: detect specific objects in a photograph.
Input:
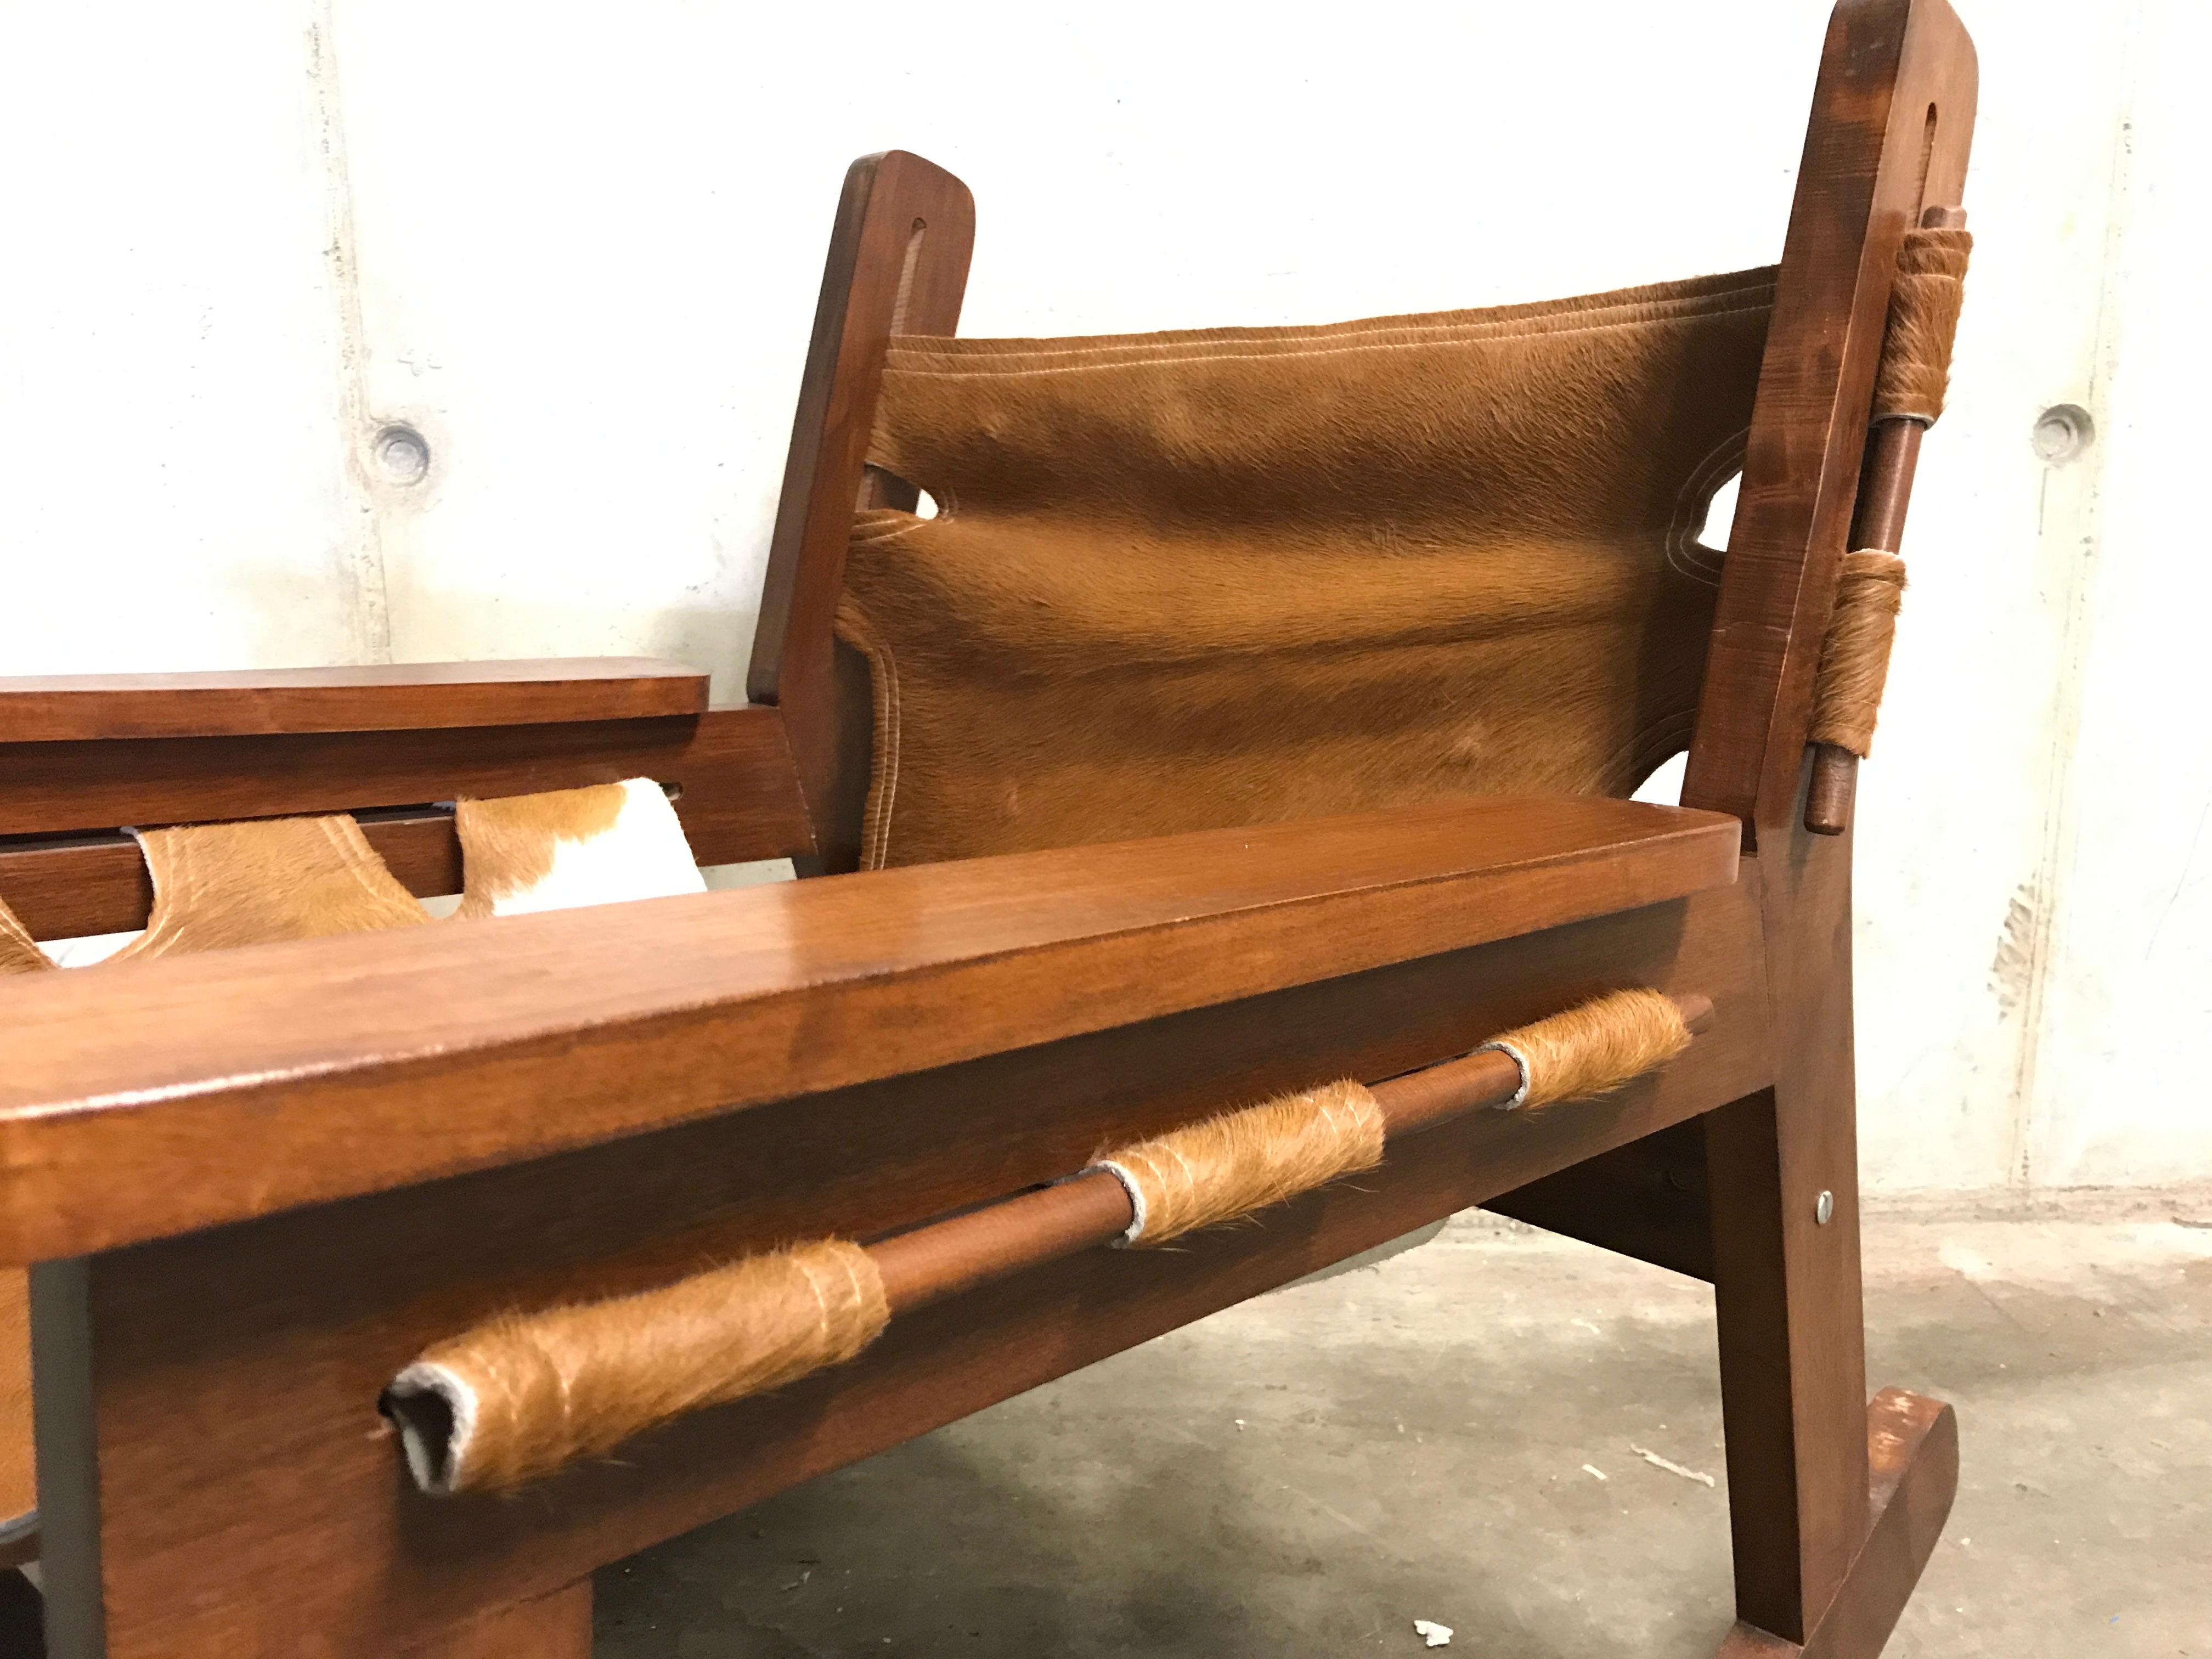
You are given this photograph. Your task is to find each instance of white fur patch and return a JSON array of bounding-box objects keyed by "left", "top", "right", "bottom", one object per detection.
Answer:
[
  {"left": 484, "top": 777, "right": 706, "bottom": 917},
  {"left": 385, "top": 1361, "right": 478, "bottom": 1496}
]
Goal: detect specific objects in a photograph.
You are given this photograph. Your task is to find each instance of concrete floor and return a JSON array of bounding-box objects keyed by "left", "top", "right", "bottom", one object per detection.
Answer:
[{"left": 596, "top": 1195, "right": 2212, "bottom": 1658}]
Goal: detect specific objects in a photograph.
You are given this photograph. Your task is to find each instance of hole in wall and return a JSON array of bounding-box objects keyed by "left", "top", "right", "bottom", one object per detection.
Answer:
[
  {"left": 2032, "top": 403, "right": 2094, "bottom": 466},
  {"left": 373, "top": 423, "right": 431, "bottom": 486}
]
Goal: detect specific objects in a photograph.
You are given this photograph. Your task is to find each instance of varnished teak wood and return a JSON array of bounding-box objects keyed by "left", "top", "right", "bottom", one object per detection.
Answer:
[
  {"left": 400, "top": 1583, "right": 592, "bottom": 1659},
  {"left": 0, "top": 794, "right": 1736, "bottom": 1265},
  {"left": 748, "top": 151, "right": 975, "bottom": 871},
  {"left": 37, "top": 876, "right": 1769, "bottom": 1659},
  {"left": 1484, "top": 1116, "right": 1716, "bottom": 1280},
  {"left": 1, "top": 809, "right": 466, "bottom": 941},
  {"left": 1678, "top": 2, "right": 1974, "bottom": 1646},
  {"left": 7, "top": 7, "right": 1976, "bottom": 1654},
  {"left": 0, "top": 705, "right": 815, "bottom": 931},
  {"left": 0, "top": 661, "right": 812, "bottom": 937},
  {"left": 1716, "top": 1390, "right": 1959, "bottom": 1658},
  {"left": 0, "top": 658, "right": 704, "bottom": 743},
  {"left": 1684, "top": 0, "right": 1976, "bottom": 842}
]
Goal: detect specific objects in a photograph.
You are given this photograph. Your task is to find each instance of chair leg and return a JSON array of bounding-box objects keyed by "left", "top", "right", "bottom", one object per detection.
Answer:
[
  {"left": 1706, "top": 1029, "right": 1956, "bottom": 1653},
  {"left": 1707, "top": 1086, "right": 1872, "bottom": 1641},
  {"left": 399, "top": 1581, "right": 592, "bottom": 1659},
  {"left": 1715, "top": 1390, "right": 1959, "bottom": 1658}
]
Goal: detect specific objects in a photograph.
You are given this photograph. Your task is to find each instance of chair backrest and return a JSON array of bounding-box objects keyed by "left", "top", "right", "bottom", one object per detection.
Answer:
[
  {"left": 835, "top": 273, "right": 1769, "bottom": 868},
  {"left": 0, "top": 0, "right": 1977, "bottom": 918},
  {"left": 750, "top": 0, "right": 1978, "bottom": 870}
]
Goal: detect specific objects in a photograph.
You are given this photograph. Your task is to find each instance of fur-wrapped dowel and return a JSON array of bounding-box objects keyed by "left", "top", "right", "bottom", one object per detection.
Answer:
[
  {"left": 1087, "top": 990, "right": 1705, "bottom": 1242},
  {"left": 1808, "top": 550, "right": 1908, "bottom": 760},
  {"left": 384, "top": 990, "right": 1709, "bottom": 1496},
  {"left": 1808, "top": 205, "right": 1970, "bottom": 834},
  {"left": 1089, "top": 1080, "right": 1387, "bottom": 1247},
  {"left": 1869, "top": 221, "right": 1972, "bottom": 426},
  {"left": 1468, "top": 988, "right": 1696, "bottom": 1111},
  {"left": 380, "top": 1240, "right": 887, "bottom": 1497}
]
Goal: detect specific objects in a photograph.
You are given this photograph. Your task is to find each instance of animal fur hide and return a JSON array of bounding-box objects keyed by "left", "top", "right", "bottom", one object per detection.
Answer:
[
  {"left": 0, "top": 779, "right": 708, "bottom": 1538},
  {"left": 837, "top": 268, "right": 1775, "bottom": 867},
  {"left": 454, "top": 777, "right": 706, "bottom": 919}
]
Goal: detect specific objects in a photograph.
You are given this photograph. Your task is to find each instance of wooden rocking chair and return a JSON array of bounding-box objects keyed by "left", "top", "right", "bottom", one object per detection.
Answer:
[{"left": 0, "top": 2, "right": 1974, "bottom": 1653}]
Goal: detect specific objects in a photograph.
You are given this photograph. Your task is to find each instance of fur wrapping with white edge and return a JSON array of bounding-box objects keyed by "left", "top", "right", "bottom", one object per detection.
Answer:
[
  {"left": 382, "top": 1362, "right": 481, "bottom": 1498},
  {"left": 456, "top": 777, "right": 706, "bottom": 919}
]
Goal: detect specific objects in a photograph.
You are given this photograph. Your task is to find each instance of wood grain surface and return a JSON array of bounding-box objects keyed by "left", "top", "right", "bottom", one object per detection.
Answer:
[
  {"left": 0, "top": 659, "right": 705, "bottom": 743},
  {"left": 0, "top": 702, "right": 813, "bottom": 876},
  {"left": 1677, "top": 1, "right": 1976, "bottom": 1641},
  {"left": 1682, "top": 0, "right": 1977, "bottom": 843},
  {"left": 46, "top": 872, "right": 1766, "bottom": 1659},
  {"left": 0, "top": 794, "right": 1737, "bottom": 1263},
  {"left": 1713, "top": 1390, "right": 1959, "bottom": 1657},
  {"left": 747, "top": 151, "right": 975, "bottom": 870},
  {"left": 12, "top": 9, "right": 1982, "bottom": 1652}
]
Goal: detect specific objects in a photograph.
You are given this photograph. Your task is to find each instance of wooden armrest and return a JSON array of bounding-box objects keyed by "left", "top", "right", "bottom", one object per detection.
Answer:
[
  {"left": 0, "top": 657, "right": 707, "bottom": 742},
  {"left": 0, "top": 794, "right": 1737, "bottom": 1263}
]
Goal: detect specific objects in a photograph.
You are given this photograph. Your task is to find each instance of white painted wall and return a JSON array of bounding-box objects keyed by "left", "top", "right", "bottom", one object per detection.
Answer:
[
  {"left": 2014, "top": 2, "right": 2212, "bottom": 1189},
  {"left": 1, "top": 2, "right": 2200, "bottom": 1191}
]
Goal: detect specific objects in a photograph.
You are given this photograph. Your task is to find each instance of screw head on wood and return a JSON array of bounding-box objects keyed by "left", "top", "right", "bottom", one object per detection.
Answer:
[{"left": 1815, "top": 1190, "right": 1835, "bottom": 1225}]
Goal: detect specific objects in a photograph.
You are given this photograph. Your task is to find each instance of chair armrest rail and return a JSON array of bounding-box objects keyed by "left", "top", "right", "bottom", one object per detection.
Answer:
[{"left": 0, "top": 794, "right": 1737, "bottom": 1264}]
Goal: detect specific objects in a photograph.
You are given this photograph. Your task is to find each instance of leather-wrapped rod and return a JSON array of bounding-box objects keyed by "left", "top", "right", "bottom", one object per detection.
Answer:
[
  {"left": 382, "top": 988, "right": 1713, "bottom": 1495},
  {"left": 1807, "top": 204, "right": 1970, "bottom": 834}
]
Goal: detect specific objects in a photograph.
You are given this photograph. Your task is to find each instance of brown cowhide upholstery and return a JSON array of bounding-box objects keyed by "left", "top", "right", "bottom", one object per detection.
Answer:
[
  {"left": 454, "top": 777, "right": 704, "bottom": 919},
  {"left": 836, "top": 268, "right": 1775, "bottom": 868},
  {"left": 115, "top": 815, "right": 431, "bottom": 959},
  {"left": 0, "top": 899, "right": 47, "bottom": 978},
  {"left": 0, "top": 781, "right": 703, "bottom": 1544},
  {"left": 0, "top": 815, "right": 431, "bottom": 1532}
]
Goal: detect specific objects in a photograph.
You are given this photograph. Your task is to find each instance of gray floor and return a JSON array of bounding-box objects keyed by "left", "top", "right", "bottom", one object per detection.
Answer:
[{"left": 596, "top": 1195, "right": 2212, "bottom": 1658}]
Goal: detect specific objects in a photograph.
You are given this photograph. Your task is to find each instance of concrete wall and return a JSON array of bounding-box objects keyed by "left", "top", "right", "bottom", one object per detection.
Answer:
[{"left": 2, "top": 2, "right": 2199, "bottom": 1191}]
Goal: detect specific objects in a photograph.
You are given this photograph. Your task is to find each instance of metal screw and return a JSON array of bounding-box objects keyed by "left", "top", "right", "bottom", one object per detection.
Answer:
[{"left": 1815, "top": 1190, "right": 1835, "bottom": 1225}]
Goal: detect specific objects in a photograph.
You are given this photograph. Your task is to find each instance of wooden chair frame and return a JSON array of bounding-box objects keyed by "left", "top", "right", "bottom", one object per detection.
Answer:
[{"left": 0, "top": 4, "right": 1974, "bottom": 1654}]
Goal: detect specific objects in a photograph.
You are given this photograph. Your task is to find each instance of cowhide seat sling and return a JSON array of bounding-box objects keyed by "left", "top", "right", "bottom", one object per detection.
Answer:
[
  {"left": 0, "top": 3, "right": 1977, "bottom": 1655},
  {"left": 0, "top": 780, "right": 708, "bottom": 1544}
]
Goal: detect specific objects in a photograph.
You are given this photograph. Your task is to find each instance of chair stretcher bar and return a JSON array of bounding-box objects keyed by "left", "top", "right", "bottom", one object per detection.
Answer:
[
  {"left": 878, "top": 990, "right": 1716, "bottom": 1309},
  {"left": 30, "top": 866, "right": 1767, "bottom": 1659},
  {"left": 385, "top": 990, "right": 1714, "bottom": 1495}
]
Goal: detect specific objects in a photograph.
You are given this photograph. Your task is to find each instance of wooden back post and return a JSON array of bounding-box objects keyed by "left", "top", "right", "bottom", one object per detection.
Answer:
[
  {"left": 1683, "top": 0, "right": 1976, "bottom": 1644},
  {"left": 1685, "top": 0, "right": 1976, "bottom": 843},
  {"left": 1804, "top": 202, "right": 1971, "bottom": 836},
  {"left": 747, "top": 151, "right": 975, "bottom": 872}
]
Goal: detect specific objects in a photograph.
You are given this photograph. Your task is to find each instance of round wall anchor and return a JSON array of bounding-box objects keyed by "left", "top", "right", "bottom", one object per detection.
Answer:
[
  {"left": 2030, "top": 403, "right": 2094, "bottom": 467},
  {"left": 374, "top": 424, "right": 432, "bottom": 486}
]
